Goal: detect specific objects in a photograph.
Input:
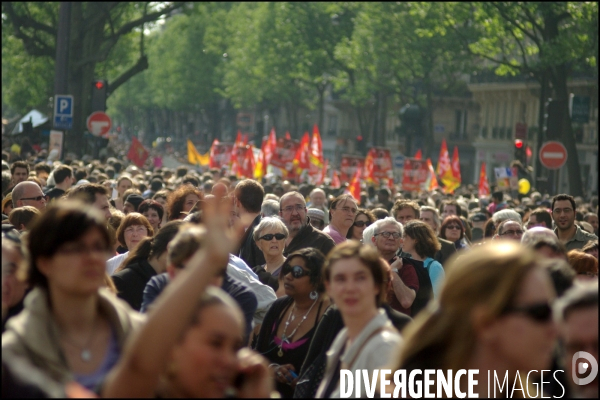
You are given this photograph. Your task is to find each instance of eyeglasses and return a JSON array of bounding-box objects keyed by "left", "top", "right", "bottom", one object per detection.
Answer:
[
  {"left": 500, "top": 229, "right": 524, "bottom": 236},
  {"left": 353, "top": 220, "right": 371, "bottom": 228},
  {"left": 281, "top": 204, "right": 305, "bottom": 213},
  {"left": 375, "top": 231, "right": 402, "bottom": 239},
  {"left": 502, "top": 302, "right": 553, "bottom": 323},
  {"left": 259, "top": 233, "right": 286, "bottom": 241},
  {"left": 446, "top": 225, "right": 462, "bottom": 230},
  {"left": 281, "top": 265, "right": 311, "bottom": 279},
  {"left": 553, "top": 208, "right": 573, "bottom": 215},
  {"left": 335, "top": 206, "right": 358, "bottom": 215},
  {"left": 124, "top": 226, "right": 148, "bottom": 235},
  {"left": 20, "top": 195, "right": 46, "bottom": 202}
]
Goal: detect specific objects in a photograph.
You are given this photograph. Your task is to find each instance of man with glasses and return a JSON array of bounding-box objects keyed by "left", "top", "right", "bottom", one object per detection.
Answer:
[
  {"left": 371, "top": 217, "right": 419, "bottom": 316},
  {"left": 279, "top": 191, "right": 335, "bottom": 257},
  {"left": 552, "top": 194, "right": 597, "bottom": 251},
  {"left": 324, "top": 194, "right": 358, "bottom": 244},
  {"left": 11, "top": 181, "right": 47, "bottom": 211},
  {"left": 495, "top": 219, "right": 524, "bottom": 241}
]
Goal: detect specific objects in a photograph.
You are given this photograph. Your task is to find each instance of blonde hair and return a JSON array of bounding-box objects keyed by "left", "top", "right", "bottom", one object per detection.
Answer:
[{"left": 395, "top": 242, "right": 540, "bottom": 372}]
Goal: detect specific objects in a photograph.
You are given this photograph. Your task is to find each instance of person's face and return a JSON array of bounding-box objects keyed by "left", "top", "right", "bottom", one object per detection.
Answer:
[
  {"left": 2, "top": 244, "right": 27, "bottom": 311},
  {"left": 326, "top": 257, "right": 379, "bottom": 318},
  {"left": 3, "top": 203, "right": 13, "bottom": 216},
  {"left": 444, "top": 221, "right": 462, "bottom": 242},
  {"left": 395, "top": 208, "right": 417, "bottom": 225},
  {"left": 12, "top": 167, "right": 28, "bottom": 184},
  {"left": 123, "top": 202, "right": 136, "bottom": 215},
  {"left": 330, "top": 199, "right": 358, "bottom": 231},
  {"left": 93, "top": 193, "right": 112, "bottom": 220},
  {"left": 36, "top": 171, "right": 49, "bottom": 186},
  {"left": 309, "top": 217, "right": 325, "bottom": 231},
  {"left": 282, "top": 257, "right": 314, "bottom": 299},
  {"left": 498, "top": 221, "right": 524, "bottom": 241},
  {"left": 526, "top": 215, "right": 546, "bottom": 229},
  {"left": 123, "top": 224, "right": 149, "bottom": 250},
  {"left": 485, "top": 268, "right": 557, "bottom": 373},
  {"left": 561, "top": 306, "right": 599, "bottom": 398},
  {"left": 442, "top": 204, "right": 458, "bottom": 220},
  {"left": 351, "top": 214, "right": 371, "bottom": 241},
  {"left": 311, "top": 191, "right": 326, "bottom": 207},
  {"left": 18, "top": 184, "right": 47, "bottom": 211},
  {"left": 552, "top": 200, "right": 575, "bottom": 231},
  {"left": 183, "top": 194, "right": 200, "bottom": 213},
  {"left": 586, "top": 215, "right": 599, "bottom": 233},
  {"left": 154, "top": 196, "right": 167, "bottom": 208},
  {"left": 37, "top": 228, "right": 111, "bottom": 295},
  {"left": 255, "top": 226, "right": 286, "bottom": 259},
  {"left": 143, "top": 209, "right": 161, "bottom": 232},
  {"left": 169, "top": 304, "right": 244, "bottom": 398},
  {"left": 420, "top": 211, "right": 438, "bottom": 233},
  {"left": 279, "top": 195, "right": 307, "bottom": 234},
  {"left": 117, "top": 179, "right": 132, "bottom": 196},
  {"left": 372, "top": 223, "right": 403, "bottom": 255},
  {"left": 402, "top": 234, "right": 417, "bottom": 254}
]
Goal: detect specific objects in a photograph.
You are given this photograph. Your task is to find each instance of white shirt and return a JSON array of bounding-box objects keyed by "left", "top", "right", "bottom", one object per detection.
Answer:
[
  {"left": 227, "top": 262, "right": 276, "bottom": 325},
  {"left": 106, "top": 252, "right": 128, "bottom": 275}
]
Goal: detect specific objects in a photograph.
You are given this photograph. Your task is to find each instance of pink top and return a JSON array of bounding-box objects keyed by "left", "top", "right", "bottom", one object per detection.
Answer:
[{"left": 323, "top": 224, "right": 346, "bottom": 245}]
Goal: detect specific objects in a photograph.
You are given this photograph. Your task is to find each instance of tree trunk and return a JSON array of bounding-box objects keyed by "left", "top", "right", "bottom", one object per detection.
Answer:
[{"left": 317, "top": 85, "right": 325, "bottom": 133}]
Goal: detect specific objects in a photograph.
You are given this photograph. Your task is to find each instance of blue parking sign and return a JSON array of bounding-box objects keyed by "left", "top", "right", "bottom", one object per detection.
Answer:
[{"left": 54, "top": 94, "right": 73, "bottom": 130}]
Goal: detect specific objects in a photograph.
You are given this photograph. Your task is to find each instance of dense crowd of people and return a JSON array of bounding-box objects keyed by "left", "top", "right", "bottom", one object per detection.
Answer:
[{"left": 1, "top": 146, "right": 598, "bottom": 398}]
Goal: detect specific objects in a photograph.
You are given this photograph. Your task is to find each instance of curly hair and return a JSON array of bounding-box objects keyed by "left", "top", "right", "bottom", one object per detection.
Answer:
[{"left": 165, "top": 184, "right": 203, "bottom": 221}]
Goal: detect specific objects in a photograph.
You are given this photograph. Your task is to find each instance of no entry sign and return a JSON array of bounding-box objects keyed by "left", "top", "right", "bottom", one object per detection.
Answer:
[
  {"left": 87, "top": 111, "right": 112, "bottom": 138},
  {"left": 539, "top": 141, "right": 567, "bottom": 169}
]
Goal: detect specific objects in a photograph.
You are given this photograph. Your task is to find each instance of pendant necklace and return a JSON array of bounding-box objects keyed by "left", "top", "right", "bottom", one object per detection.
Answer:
[
  {"left": 278, "top": 296, "right": 319, "bottom": 357},
  {"left": 61, "top": 317, "right": 99, "bottom": 362}
]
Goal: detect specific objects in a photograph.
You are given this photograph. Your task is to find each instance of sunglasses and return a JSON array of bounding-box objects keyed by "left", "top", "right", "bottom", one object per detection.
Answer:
[
  {"left": 446, "top": 225, "right": 462, "bottom": 230},
  {"left": 353, "top": 220, "right": 371, "bottom": 227},
  {"left": 500, "top": 229, "right": 524, "bottom": 236},
  {"left": 259, "top": 233, "right": 286, "bottom": 241},
  {"left": 20, "top": 195, "right": 46, "bottom": 202},
  {"left": 502, "top": 302, "right": 553, "bottom": 323},
  {"left": 281, "top": 265, "right": 311, "bottom": 279}
]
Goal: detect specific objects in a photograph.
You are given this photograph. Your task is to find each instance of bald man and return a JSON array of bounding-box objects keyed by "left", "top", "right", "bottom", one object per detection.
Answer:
[
  {"left": 211, "top": 182, "right": 228, "bottom": 199},
  {"left": 11, "top": 181, "right": 47, "bottom": 211}
]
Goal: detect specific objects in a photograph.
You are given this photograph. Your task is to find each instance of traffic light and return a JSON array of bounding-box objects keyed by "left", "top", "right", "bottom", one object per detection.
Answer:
[
  {"left": 514, "top": 139, "right": 526, "bottom": 164},
  {"left": 91, "top": 79, "right": 108, "bottom": 112},
  {"left": 356, "top": 135, "right": 366, "bottom": 155}
]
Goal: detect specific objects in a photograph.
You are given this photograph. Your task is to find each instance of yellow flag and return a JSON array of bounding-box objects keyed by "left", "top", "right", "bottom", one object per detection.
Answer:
[
  {"left": 197, "top": 152, "right": 209, "bottom": 166},
  {"left": 187, "top": 140, "right": 199, "bottom": 165}
]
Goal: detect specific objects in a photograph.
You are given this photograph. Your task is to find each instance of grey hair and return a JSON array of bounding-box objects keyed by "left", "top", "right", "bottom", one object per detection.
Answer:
[
  {"left": 420, "top": 206, "right": 441, "bottom": 229},
  {"left": 261, "top": 199, "right": 280, "bottom": 217},
  {"left": 521, "top": 226, "right": 558, "bottom": 247},
  {"left": 253, "top": 216, "right": 289, "bottom": 242},
  {"left": 371, "top": 217, "right": 404, "bottom": 238},
  {"left": 554, "top": 281, "right": 598, "bottom": 324},
  {"left": 362, "top": 223, "right": 377, "bottom": 246},
  {"left": 279, "top": 191, "right": 306, "bottom": 210},
  {"left": 492, "top": 209, "right": 522, "bottom": 226}
]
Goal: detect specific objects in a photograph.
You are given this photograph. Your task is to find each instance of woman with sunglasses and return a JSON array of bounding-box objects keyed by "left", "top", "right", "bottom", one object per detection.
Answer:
[
  {"left": 316, "top": 241, "right": 402, "bottom": 398},
  {"left": 440, "top": 215, "right": 470, "bottom": 250},
  {"left": 252, "top": 217, "right": 289, "bottom": 291},
  {"left": 387, "top": 242, "right": 557, "bottom": 396},
  {"left": 2, "top": 201, "right": 143, "bottom": 393},
  {"left": 346, "top": 208, "right": 376, "bottom": 242},
  {"left": 254, "top": 248, "right": 330, "bottom": 398}
]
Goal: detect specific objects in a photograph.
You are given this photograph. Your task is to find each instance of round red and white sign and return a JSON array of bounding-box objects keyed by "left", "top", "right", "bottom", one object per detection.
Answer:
[
  {"left": 539, "top": 141, "right": 567, "bottom": 169},
  {"left": 87, "top": 111, "right": 112, "bottom": 138}
]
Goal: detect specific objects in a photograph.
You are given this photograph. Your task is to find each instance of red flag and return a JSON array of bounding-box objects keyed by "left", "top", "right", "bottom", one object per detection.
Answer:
[
  {"left": 309, "top": 124, "right": 323, "bottom": 181},
  {"left": 451, "top": 146, "right": 461, "bottom": 183},
  {"left": 238, "top": 145, "right": 255, "bottom": 178},
  {"left": 414, "top": 149, "right": 422, "bottom": 160},
  {"left": 442, "top": 146, "right": 461, "bottom": 193},
  {"left": 265, "top": 128, "right": 277, "bottom": 166},
  {"left": 478, "top": 162, "right": 490, "bottom": 198},
  {"left": 426, "top": 158, "right": 439, "bottom": 190},
  {"left": 331, "top": 170, "right": 341, "bottom": 189},
  {"left": 364, "top": 149, "right": 375, "bottom": 183},
  {"left": 316, "top": 159, "right": 328, "bottom": 186},
  {"left": 293, "top": 132, "right": 310, "bottom": 176},
  {"left": 242, "top": 134, "right": 249, "bottom": 145},
  {"left": 127, "top": 137, "right": 149, "bottom": 168},
  {"left": 285, "top": 131, "right": 291, "bottom": 140},
  {"left": 209, "top": 139, "right": 220, "bottom": 168},
  {"left": 346, "top": 167, "right": 361, "bottom": 205}
]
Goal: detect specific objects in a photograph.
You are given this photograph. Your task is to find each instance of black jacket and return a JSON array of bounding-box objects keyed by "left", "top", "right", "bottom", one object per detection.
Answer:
[
  {"left": 434, "top": 237, "right": 457, "bottom": 266},
  {"left": 112, "top": 259, "right": 157, "bottom": 311},
  {"left": 283, "top": 217, "right": 336, "bottom": 258},
  {"left": 238, "top": 214, "right": 266, "bottom": 268}
]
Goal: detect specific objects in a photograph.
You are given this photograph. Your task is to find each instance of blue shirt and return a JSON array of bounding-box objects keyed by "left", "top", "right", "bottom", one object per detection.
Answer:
[{"left": 424, "top": 257, "right": 445, "bottom": 299}]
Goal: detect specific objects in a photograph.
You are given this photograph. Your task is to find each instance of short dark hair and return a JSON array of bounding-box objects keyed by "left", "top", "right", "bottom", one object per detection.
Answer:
[
  {"left": 282, "top": 248, "right": 327, "bottom": 293},
  {"left": 176, "top": 166, "right": 188, "bottom": 178},
  {"left": 323, "top": 240, "right": 387, "bottom": 307},
  {"left": 138, "top": 199, "right": 164, "bottom": 221},
  {"left": 552, "top": 194, "right": 576, "bottom": 212},
  {"left": 10, "top": 161, "right": 29, "bottom": 176},
  {"left": 66, "top": 183, "right": 109, "bottom": 204},
  {"left": 182, "top": 174, "right": 200, "bottom": 188},
  {"left": 34, "top": 162, "right": 51, "bottom": 175},
  {"left": 440, "top": 199, "right": 462, "bottom": 217},
  {"left": 529, "top": 208, "right": 553, "bottom": 228},
  {"left": 371, "top": 207, "right": 390, "bottom": 220},
  {"left": 234, "top": 179, "right": 265, "bottom": 213},
  {"left": 403, "top": 220, "right": 441, "bottom": 258},
  {"left": 8, "top": 206, "right": 41, "bottom": 230},
  {"left": 54, "top": 165, "right": 74, "bottom": 184},
  {"left": 26, "top": 201, "right": 110, "bottom": 289},
  {"left": 391, "top": 200, "right": 420, "bottom": 220}
]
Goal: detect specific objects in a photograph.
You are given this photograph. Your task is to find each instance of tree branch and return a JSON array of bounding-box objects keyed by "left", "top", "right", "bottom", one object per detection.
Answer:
[
  {"left": 491, "top": 3, "right": 542, "bottom": 48},
  {"left": 108, "top": 55, "right": 149, "bottom": 95},
  {"left": 3, "top": 3, "right": 56, "bottom": 56},
  {"left": 114, "top": 2, "right": 186, "bottom": 37}
]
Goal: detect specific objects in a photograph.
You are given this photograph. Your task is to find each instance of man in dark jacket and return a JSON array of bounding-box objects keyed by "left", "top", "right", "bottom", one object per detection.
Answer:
[
  {"left": 279, "top": 191, "right": 336, "bottom": 258},
  {"left": 234, "top": 179, "right": 266, "bottom": 268}
]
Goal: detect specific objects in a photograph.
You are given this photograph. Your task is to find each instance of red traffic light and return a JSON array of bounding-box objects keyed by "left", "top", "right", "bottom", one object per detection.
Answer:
[
  {"left": 356, "top": 135, "right": 363, "bottom": 141},
  {"left": 514, "top": 139, "right": 524, "bottom": 149},
  {"left": 94, "top": 81, "right": 105, "bottom": 90}
]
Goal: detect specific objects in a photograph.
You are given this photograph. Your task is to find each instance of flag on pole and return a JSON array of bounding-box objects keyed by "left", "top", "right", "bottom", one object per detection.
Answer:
[
  {"left": 187, "top": 139, "right": 209, "bottom": 166},
  {"left": 363, "top": 148, "right": 375, "bottom": 183},
  {"left": 309, "top": 124, "right": 323, "bottom": 181},
  {"left": 478, "top": 162, "right": 490, "bottom": 198},
  {"left": 426, "top": 158, "right": 439, "bottom": 190},
  {"left": 209, "top": 139, "right": 220, "bottom": 168},
  {"left": 436, "top": 139, "right": 457, "bottom": 193},
  {"left": 414, "top": 149, "right": 422, "bottom": 160},
  {"left": 127, "top": 137, "right": 149, "bottom": 168},
  {"left": 254, "top": 139, "right": 267, "bottom": 180},
  {"left": 293, "top": 132, "right": 310, "bottom": 176},
  {"left": 442, "top": 146, "right": 462, "bottom": 193},
  {"left": 265, "top": 128, "right": 277, "bottom": 166},
  {"left": 238, "top": 145, "right": 255, "bottom": 178},
  {"left": 331, "top": 170, "right": 341, "bottom": 189},
  {"left": 346, "top": 167, "right": 361, "bottom": 204}
]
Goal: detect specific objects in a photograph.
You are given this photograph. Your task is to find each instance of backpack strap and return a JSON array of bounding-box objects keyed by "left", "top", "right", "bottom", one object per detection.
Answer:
[
  {"left": 342, "top": 326, "right": 394, "bottom": 370},
  {"left": 423, "top": 258, "right": 433, "bottom": 271}
]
